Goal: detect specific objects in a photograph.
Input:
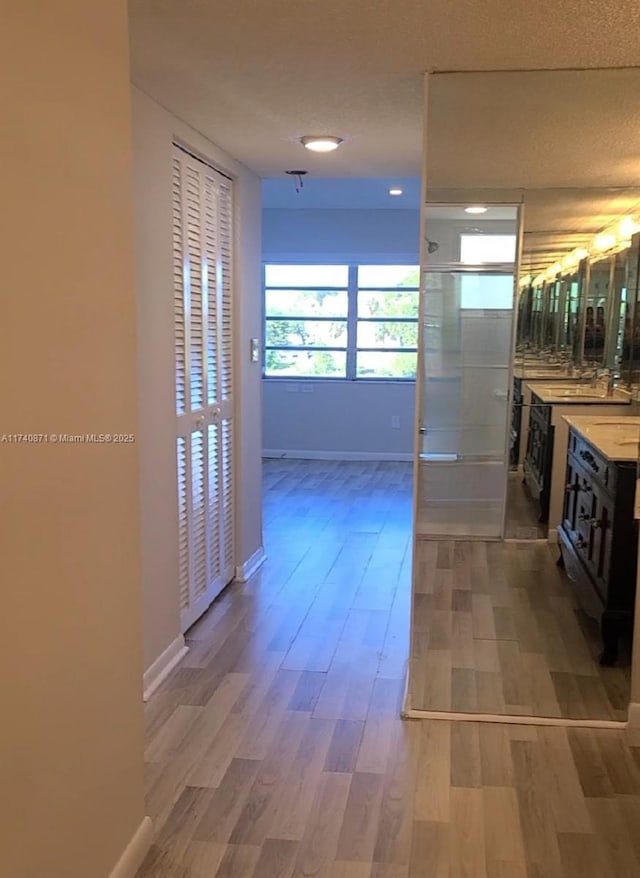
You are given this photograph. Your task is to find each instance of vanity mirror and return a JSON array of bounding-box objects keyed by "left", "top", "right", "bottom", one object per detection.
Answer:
[
  {"left": 560, "top": 271, "right": 580, "bottom": 357},
  {"left": 516, "top": 284, "right": 533, "bottom": 352},
  {"left": 583, "top": 255, "right": 614, "bottom": 365},
  {"left": 609, "top": 247, "right": 630, "bottom": 373}
]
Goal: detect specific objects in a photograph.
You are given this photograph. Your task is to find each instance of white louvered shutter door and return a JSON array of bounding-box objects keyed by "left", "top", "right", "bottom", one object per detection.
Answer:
[{"left": 173, "top": 145, "right": 235, "bottom": 632}]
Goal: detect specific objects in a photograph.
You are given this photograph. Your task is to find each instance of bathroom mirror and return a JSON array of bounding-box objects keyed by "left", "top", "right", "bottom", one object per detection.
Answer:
[
  {"left": 560, "top": 271, "right": 580, "bottom": 357},
  {"left": 627, "top": 234, "right": 640, "bottom": 382},
  {"left": 606, "top": 247, "right": 630, "bottom": 373},
  {"left": 583, "top": 255, "right": 614, "bottom": 365},
  {"left": 531, "top": 282, "right": 545, "bottom": 351},
  {"left": 543, "top": 277, "right": 560, "bottom": 350},
  {"left": 516, "top": 284, "right": 534, "bottom": 352}
]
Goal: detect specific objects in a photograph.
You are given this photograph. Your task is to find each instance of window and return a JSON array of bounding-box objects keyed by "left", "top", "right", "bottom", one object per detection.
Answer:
[
  {"left": 264, "top": 264, "right": 419, "bottom": 379},
  {"left": 459, "top": 234, "right": 516, "bottom": 264}
]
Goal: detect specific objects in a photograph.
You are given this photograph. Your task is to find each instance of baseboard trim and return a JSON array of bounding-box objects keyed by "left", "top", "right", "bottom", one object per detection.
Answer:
[
  {"left": 626, "top": 702, "right": 640, "bottom": 744},
  {"left": 401, "top": 705, "right": 626, "bottom": 729},
  {"left": 143, "top": 636, "right": 188, "bottom": 702},
  {"left": 235, "top": 546, "right": 267, "bottom": 583},
  {"left": 263, "top": 449, "right": 413, "bottom": 462},
  {"left": 108, "top": 816, "right": 153, "bottom": 878}
]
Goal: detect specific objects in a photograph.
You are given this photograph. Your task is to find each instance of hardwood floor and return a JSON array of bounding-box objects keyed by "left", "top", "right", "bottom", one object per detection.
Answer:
[
  {"left": 137, "top": 459, "right": 640, "bottom": 877},
  {"left": 409, "top": 539, "right": 631, "bottom": 720},
  {"left": 504, "top": 469, "right": 546, "bottom": 541}
]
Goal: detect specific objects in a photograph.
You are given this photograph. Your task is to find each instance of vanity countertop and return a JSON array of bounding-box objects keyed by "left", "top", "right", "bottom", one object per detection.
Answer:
[
  {"left": 526, "top": 382, "right": 632, "bottom": 405},
  {"left": 562, "top": 414, "right": 640, "bottom": 461}
]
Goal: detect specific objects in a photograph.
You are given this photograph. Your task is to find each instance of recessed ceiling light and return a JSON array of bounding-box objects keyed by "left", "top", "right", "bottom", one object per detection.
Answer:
[
  {"left": 465, "top": 205, "right": 488, "bottom": 214},
  {"left": 389, "top": 188, "right": 403, "bottom": 196},
  {"left": 300, "top": 136, "right": 343, "bottom": 153}
]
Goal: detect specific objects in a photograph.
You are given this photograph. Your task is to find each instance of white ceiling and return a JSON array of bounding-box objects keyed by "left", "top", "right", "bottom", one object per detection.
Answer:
[
  {"left": 128, "top": 1, "right": 640, "bottom": 178},
  {"left": 128, "top": 2, "right": 640, "bottom": 270}
]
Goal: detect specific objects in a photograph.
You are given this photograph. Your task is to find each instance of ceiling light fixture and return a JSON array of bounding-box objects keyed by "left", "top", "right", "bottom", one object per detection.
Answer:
[
  {"left": 300, "top": 136, "right": 343, "bottom": 153},
  {"left": 389, "top": 188, "right": 403, "bottom": 196},
  {"left": 284, "top": 169, "right": 308, "bottom": 193},
  {"left": 465, "top": 206, "right": 488, "bottom": 214}
]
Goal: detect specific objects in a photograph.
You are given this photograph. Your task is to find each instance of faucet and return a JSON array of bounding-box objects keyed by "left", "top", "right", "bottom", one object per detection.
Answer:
[
  {"left": 602, "top": 369, "right": 616, "bottom": 396},
  {"left": 591, "top": 367, "right": 616, "bottom": 396},
  {"left": 578, "top": 366, "right": 598, "bottom": 385}
]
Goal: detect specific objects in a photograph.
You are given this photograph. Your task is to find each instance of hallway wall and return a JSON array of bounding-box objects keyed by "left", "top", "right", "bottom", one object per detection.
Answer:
[
  {"left": 1, "top": 3, "right": 146, "bottom": 877},
  {"left": 131, "top": 89, "right": 263, "bottom": 674}
]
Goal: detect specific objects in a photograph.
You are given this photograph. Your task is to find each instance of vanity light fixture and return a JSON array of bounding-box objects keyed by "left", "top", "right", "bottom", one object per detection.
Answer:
[
  {"left": 389, "top": 188, "right": 403, "bottom": 196},
  {"left": 465, "top": 205, "right": 488, "bottom": 214},
  {"left": 300, "top": 136, "right": 343, "bottom": 153},
  {"left": 618, "top": 215, "right": 640, "bottom": 242},
  {"left": 594, "top": 232, "right": 616, "bottom": 252}
]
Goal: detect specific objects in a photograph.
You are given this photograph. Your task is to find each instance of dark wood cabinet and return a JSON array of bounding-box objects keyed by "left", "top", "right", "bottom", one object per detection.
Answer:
[
  {"left": 523, "top": 391, "right": 554, "bottom": 522},
  {"left": 558, "top": 427, "right": 637, "bottom": 664},
  {"left": 510, "top": 377, "right": 523, "bottom": 466}
]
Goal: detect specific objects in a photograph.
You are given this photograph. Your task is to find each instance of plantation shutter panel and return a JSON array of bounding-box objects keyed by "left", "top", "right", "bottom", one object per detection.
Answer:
[{"left": 172, "top": 145, "right": 235, "bottom": 632}]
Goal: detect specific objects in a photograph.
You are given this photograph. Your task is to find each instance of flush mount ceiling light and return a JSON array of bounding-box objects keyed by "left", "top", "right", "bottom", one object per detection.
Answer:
[
  {"left": 465, "top": 205, "right": 488, "bottom": 214},
  {"left": 389, "top": 188, "right": 403, "bottom": 196},
  {"left": 300, "top": 135, "right": 343, "bottom": 153}
]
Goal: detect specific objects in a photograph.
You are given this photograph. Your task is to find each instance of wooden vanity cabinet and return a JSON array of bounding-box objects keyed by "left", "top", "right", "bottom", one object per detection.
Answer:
[
  {"left": 558, "top": 428, "right": 637, "bottom": 664},
  {"left": 510, "top": 376, "right": 523, "bottom": 466},
  {"left": 523, "top": 391, "right": 553, "bottom": 521}
]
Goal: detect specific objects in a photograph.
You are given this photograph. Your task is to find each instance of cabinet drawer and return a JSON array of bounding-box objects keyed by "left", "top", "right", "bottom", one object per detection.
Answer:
[{"left": 568, "top": 431, "right": 616, "bottom": 496}]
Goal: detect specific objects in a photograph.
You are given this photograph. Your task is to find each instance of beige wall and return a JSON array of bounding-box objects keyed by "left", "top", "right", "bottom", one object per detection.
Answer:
[
  {"left": 131, "top": 88, "right": 263, "bottom": 672},
  {"left": 0, "top": 4, "right": 146, "bottom": 878}
]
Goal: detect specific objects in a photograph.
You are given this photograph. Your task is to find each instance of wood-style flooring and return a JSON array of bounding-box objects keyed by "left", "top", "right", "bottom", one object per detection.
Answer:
[
  {"left": 504, "top": 469, "right": 546, "bottom": 541},
  {"left": 136, "top": 459, "right": 640, "bottom": 878},
  {"left": 409, "top": 539, "right": 630, "bottom": 720}
]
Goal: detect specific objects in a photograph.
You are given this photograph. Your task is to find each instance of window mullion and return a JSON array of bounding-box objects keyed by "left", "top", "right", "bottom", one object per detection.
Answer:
[{"left": 347, "top": 265, "right": 358, "bottom": 379}]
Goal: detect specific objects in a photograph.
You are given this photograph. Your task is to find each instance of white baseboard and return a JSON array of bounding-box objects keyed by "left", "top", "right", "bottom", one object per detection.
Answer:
[
  {"left": 626, "top": 702, "right": 640, "bottom": 744},
  {"left": 235, "top": 545, "right": 267, "bottom": 583},
  {"left": 401, "top": 706, "right": 625, "bottom": 729},
  {"left": 109, "top": 816, "right": 153, "bottom": 878},
  {"left": 263, "top": 449, "right": 413, "bottom": 462},
  {"left": 143, "top": 636, "right": 188, "bottom": 702}
]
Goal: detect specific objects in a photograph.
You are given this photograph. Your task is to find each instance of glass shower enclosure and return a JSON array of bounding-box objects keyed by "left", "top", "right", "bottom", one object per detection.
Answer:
[{"left": 415, "top": 204, "right": 521, "bottom": 538}]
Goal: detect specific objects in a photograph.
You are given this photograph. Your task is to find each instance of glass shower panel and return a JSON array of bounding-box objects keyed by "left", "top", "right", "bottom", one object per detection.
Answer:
[
  {"left": 418, "top": 270, "right": 516, "bottom": 536},
  {"left": 416, "top": 204, "right": 519, "bottom": 539}
]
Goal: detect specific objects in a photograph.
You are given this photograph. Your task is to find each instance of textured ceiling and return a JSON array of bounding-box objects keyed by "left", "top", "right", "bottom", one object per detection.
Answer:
[
  {"left": 129, "top": 2, "right": 640, "bottom": 271},
  {"left": 128, "top": 1, "right": 640, "bottom": 178},
  {"left": 427, "top": 70, "right": 640, "bottom": 190}
]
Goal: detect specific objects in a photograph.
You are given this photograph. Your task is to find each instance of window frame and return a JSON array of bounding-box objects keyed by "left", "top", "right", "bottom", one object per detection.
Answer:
[{"left": 263, "top": 262, "right": 419, "bottom": 381}]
